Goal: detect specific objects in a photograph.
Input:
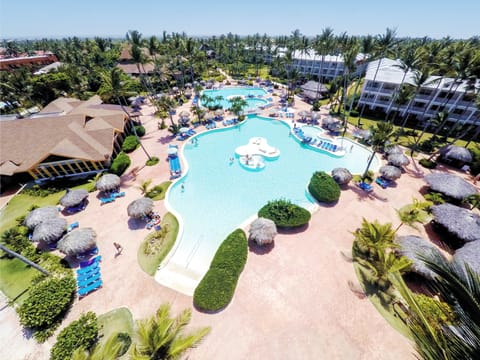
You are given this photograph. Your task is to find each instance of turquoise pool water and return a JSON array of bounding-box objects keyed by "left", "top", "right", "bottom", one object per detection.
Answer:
[
  {"left": 156, "top": 115, "right": 379, "bottom": 294},
  {"left": 202, "top": 87, "right": 268, "bottom": 110}
]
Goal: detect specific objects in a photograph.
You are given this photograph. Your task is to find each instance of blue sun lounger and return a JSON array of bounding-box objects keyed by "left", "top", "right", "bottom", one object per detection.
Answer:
[
  {"left": 357, "top": 182, "right": 373, "bottom": 193},
  {"left": 77, "top": 267, "right": 100, "bottom": 283},
  {"left": 100, "top": 196, "right": 115, "bottom": 204},
  {"left": 79, "top": 255, "right": 102, "bottom": 269},
  {"left": 78, "top": 279, "right": 103, "bottom": 298},
  {"left": 375, "top": 177, "right": 391, "bottom": 189},
  {"left": 77, "top": 272, "right": 101, "bottom": 288},
  {"left": 77, "top": 262, "right": 100, "bottom": 276}
]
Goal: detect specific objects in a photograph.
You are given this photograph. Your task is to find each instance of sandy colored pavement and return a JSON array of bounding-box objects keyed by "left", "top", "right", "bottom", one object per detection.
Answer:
[{"left": 1, "top": 87, "right": 478, "bottom": 359}]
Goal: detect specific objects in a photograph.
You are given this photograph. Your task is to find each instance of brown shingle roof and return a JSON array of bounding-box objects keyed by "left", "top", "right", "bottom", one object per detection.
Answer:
[
  {"left": 117, "top": 62, "right": 155, "bottom": 75},
  {"left": 0, "top": 98, "right": 128, "bottom": 176}
]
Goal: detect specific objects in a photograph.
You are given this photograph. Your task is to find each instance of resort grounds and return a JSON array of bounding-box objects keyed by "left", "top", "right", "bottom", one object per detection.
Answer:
[{"left": 1, "top": 87, "right": 478, "bottom": 359}]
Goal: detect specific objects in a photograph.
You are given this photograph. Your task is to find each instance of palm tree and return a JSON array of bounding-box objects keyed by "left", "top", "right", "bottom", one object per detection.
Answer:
[
  {"left": 395, "top": 198, "right": 430, "bottom": 232},
  {"left": 138, "top": 179, "right": 153, "bottom": 195},
  {"left": 71, "top": 334, "right": 124, "bottom": 360},
  {"left": 362, "top": 121, "right": 395, "bottom": 178},
  {"left": 0, "top": 244, "right": 50, "bottom": 276},
  {"left": 390, "top": 255, "right": 480, "bottom": 359},
  {"left": 130, "top": 303, "right": 210, "bottom": 360},
  {"left": 229, "top": 96, "right": 248, "bottom": 120}
]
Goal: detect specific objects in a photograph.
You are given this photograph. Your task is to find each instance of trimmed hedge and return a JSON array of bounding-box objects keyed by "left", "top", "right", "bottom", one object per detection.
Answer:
[
  {"left": 18, "top": 277, "right": 76, "bottom": 330},
  {"left": 121, "top": 135, "right": 139, "bottom": 153},
  {"left": 110, "top": 152, "right": 131, "bottom": 176},
  {"left": 258, "top": 199, "right": 311, "bottom": 228},
  {"left": 308, "top": 171, "right": 341, "bottom": 203},
  {"left": 193, "top": 229, "right": 247, "bottom": 311},
  {"left": 134, "top": 125, "right": 146, "bottom": 137},
  {"left": 419, "top": 158, "right": 437, "bottom": 169},
  {"left": 50, "top": 311, "right": 98, "bottom": 360}
]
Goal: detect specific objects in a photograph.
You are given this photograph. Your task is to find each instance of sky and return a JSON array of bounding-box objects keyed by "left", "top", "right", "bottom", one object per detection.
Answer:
[{"left": 1, "top": 0, "right": 479, "bottom": 40}]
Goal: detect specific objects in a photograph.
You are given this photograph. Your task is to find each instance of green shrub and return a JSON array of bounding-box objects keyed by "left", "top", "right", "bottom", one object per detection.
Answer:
[
  {"left": 110, "top": 152, "right": 131, "bottom": 176},
  {"left": 50, "top": 312, "right": 98, "bottom": 360},
  {"left": 258, "top": 199, "right": 311, "bottom": 228},
  {"left": 145, "top": 156, "right": 159, "bottom": 166},
  {"left": 115, "top": 332, "right": 132, "bottom": 357},
  {"left": 419, "top": 158, "right": 437, "bottom": 169},
  {"left": 145, "top": 181, "right": 171, "bottom": 201},
  {"left": 21, "top": 184, "right": 61, "bottom": 197},
  {"left": 470, "top": 146, "right": 480, "bottom": 176},
  {"left": 134, "top": 125, "right": 146, "bottom": 137},
  {"left": 18, "top": 277, "right": 76, "bottom": 332},
  {"left": 350, "top": 110, "right": 359, "bottom": 117},
  {"left": 194, "top": 229, "right": 247, "bottom": 311},
  {"left": 121, "top": 135, "right": 139, "bottom": 153},
  {"left": 423, "top": 192, "right": 445, "bottom": 205},
  {"left": 308, "top": 171, "right": 341, "bottom": 203},
  {"left": 412, "top": 293, "right": 455, "bottom": 329}
]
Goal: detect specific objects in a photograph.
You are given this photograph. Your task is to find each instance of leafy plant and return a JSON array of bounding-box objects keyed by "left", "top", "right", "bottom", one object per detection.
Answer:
[
  {"left": 258, "top": 199, "right": 311, "bottom": 228},
  {"left": 194, "top": 229, "right": 248, "bottom": 311},
  {"left": 463, "top": 193, "right": 480, "bottom": 210},
  {"left": 145, "top": 156, "right": 159, "bottom": 166},
  {"left": 121, "top": 135, "right": 139, "bottom": 153},
  {"left": 308, "top": 171, "right": 341, "bottom": 203},
  {"left": 109, "top": 152, "right": 130, "bottom": 176},
  {"left": 419, "top": 158, "right": 437, "bottom": 169},
  {"left": 423, "top": 192, "right": 445, "bottom": 205},
  {"left": 134, "top": 125, "right": 145, "bottom": 137}
]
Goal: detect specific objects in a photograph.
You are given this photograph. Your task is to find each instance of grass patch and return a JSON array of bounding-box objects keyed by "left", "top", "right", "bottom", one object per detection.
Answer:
[
  {"left": 0, "top": 256, "right": 37, "bottom": 305},
  {"left": 145, "top": 156, "right": 160, "bottom": 166},
  {"left": 353, "top": 261, "right": 412, "bottom": 338},
  {"left": 97, "top": 307, "right": 134, "bottom": 344},
  {"left": 145, "top": 181, "right": 171, "bottom": 201},
  {"left": 137, "top": 213, "right": 179, "bottom": 276}
]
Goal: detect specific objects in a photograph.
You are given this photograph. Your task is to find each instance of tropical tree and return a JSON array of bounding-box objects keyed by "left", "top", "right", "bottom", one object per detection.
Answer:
[
  {"left": 0, "top": 244, "right": 50, "bottom": 276},
  {"left": 130, "top": 303, "right": 210, "bottom": 360},
  {"left": 228, "top": 96, "right": 248, "bottom": 120},
  {"left": 71, "top": 334, "right": 124, "bottom": 360},
  {"left": 395, "top": 198, "right": 430, "bottom": 232},
  {"left": 362, "top": 121, "right": 395, "bottom": 178}
]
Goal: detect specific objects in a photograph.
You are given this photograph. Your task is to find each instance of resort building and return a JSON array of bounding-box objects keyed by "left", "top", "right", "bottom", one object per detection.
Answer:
[
  {"left": 266, "top": 48, "right": 367, "bottom": 81},
  {"left": 116, "top": 45, "right": 155, "bottom": 76},
  {"left": 358, "top": 58, "right": 480, "bottom": 127},
  {"left": 0, "top": 52, "right": 58, "bottom": 71},
  {"left": 0, "top": 95, "right": 137, "bottom": 183}
]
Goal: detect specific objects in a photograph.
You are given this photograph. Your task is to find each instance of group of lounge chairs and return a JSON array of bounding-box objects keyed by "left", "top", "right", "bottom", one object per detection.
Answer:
[
  {"left": 356, "top": 177, "right": 393, "bottom": 193},
  {"left": 293, "top": 128, "right": 338, "bottom": 152},
  {"left": 205, "top": 121, "right": 217, "bottom": 130},
  {"left": 177, "top": 128, "right": 196, "bottom": 141},
  {"left": 76, "top": 246, "right": 99, "bottom": 260},
  {"left": 100, "top": 191, "right": 125, "bottom": 205},
  {"left": 77, "top": 255, "right": 102, "bottom": 298},
  {"left": 223, "top": 118, "right": 238, "bottom": 126},
  {"left": 65, "top": 199, "right": 88, "bottom": 214}
]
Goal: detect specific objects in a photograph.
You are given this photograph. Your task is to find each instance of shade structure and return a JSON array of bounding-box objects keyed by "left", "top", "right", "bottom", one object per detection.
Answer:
[
  {"left": 179, "top": 110, "right": 190, "bottom": 119},
  {"left": 439, "top": 145, "right": 472, "bottom": 163},
  {"left": 204, "top": 112, "right": 215, "bottom": 121},
  {"left": 331, "top": 167, "right": 353, "bottom": 185},
  {"left": 357, "top": 129, "right": 371, "bottom": 140},
  {"left": 185, "top": 82, "right": 192, "bottom": 88},
  {"left": 59, "top": 189, "right": 89, "bottom": 208},
  {"left": 31, "top": 217, "right": 67, "bottom": 244},
  {"left": 298, "top": 110, "right": 308, "bottom": 119},
  {"left": 95, "top": 173, "right": 121, "bottom": 192},
  {"left": 379, "top": 165, "right": 401, "bottom": 180},
  {"left": 127, "top": 197, "right": 154, "bottom": 218},
  {"left": 432, "top": 203, "right": 480, "bottom": 243},
  {"left": 24, "top": 206, "right": 59, "bottom": 230},
  {"left": 249, "top": 217, "right": 277, "bottom": 246},
  {"left": 385, "top": 145, "right": 403, "bottom": 156},
  {"left": 388, "top": 153, "right": 410, "bottom": 167},
  {"left": 215, "top": 109, "right": 224, "bottom": 116},
  {"left": 57, "top": 228, "right": 97, "bottom": 256},
  {"left": 179, "top": 127, "right": 189, "bottom": 134},
  {"left": 453, "top": 241, "right": 480, "bottom": 275},
  {"left": 395, "top": 235, "right": 444, "bottom": 280},
  {"left": 424, "top": 173, "right": 478, "bottom": 200}
]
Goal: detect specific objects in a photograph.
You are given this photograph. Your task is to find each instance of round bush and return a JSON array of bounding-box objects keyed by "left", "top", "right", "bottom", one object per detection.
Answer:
[
  {"left": 134, "top": 125, "right": 146, "bottom": 137},
  {"left": 146, "top": 156, "right": 159, "bottom": 166},
  {"left": 258, "top": 199, "right": 311, "bottom": 228},
  {"left": 308, "top": 171, "right": 341, "bottom": 203},
  {"left": 121, "top": 135, "right": 139, "bottom": 153},
  {"left": 110, "top": 152, "right": 131, "bottom": 176}
]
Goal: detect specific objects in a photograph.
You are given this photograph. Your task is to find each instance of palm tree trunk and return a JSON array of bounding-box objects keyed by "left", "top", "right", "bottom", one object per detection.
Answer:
[
  {"left": 362, "top": 150, "right": 377, "bottom": 179},
  {"left": 0, "top": 244, "right": 50, "bottom": 276}
]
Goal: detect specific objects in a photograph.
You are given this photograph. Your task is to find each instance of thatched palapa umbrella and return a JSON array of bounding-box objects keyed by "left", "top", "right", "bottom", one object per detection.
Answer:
[
  {"left": 424, "top": 173, "right": 478, "bottom": 200},
  {"left": 388, "top": 153, "right": 410, "bottom": 167},
  {"left": 453, "top": 241, "right": 480, "bottom": 275},
  {"left": 298, "top": 110, "right": 308, "bottom": 119},
  {"left": 59, "top": 189, "right": 88, "bottom": 208},
  {"left": 127, "top": 197, "right": 154, "bottom": 218},
  {"left": 24, "top": 206, "right": 59, "bottom": 230},
  {"left": 179, "top": 110, "right": 190, "bottom": 120},
  {"left": 57, "top": 228, "right": 97, "bottom": 256},
  {"left": 395, "top": 235, "right": 444, "bottom": 280},
  {"left": 96, "top": 173, "right": 121, "bottom": 192},
  {"left": 204, "top": 112, "right": 215, "bottom": 121},
  {"left": 249, "top": 217, "right": 277, "bottom": 246},
  {"left": 215, "top": 109, "right": 224, "bottom": 117},
  {"left": 385, "top": 145, "right": 403, "bottom": 156},
  {"left": 331, "top": 168, "right": 353, "bottom": 185},
  {"left": 432, "top": 203, "right": 480, "bottom": 243},
  {"left": 31, "top": 217, "right": 67, "bottom": 244},
  {"left": 379, "top": 165, "right": 401, "bottom": 180},
  {"left": 439, "top": 145, "right": 472, "bottom": 163}
]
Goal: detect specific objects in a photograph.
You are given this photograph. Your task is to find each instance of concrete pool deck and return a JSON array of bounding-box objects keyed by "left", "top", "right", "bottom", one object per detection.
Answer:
[{"left": 2, "top": 84, "right": 478, "bottom": 359}]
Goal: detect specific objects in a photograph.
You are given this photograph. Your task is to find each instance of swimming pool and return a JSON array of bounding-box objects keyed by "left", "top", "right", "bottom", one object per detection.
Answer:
[
  {"left": 155, "top": 115, "right": 379, "bottom": 295},
  {"left": 202, "top": 87, "right": 268, "bottom": 110}
]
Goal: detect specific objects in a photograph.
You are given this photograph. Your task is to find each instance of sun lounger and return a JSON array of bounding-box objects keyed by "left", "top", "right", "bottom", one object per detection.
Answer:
[
  {"left": 77, "top": 267, "right": 100, "bottom": 282},
  {"left": 375, "top": 177, "right": 391, "bottom": 189},
  {"left": 77, "top": 262, "right": 100, "bottom": 276},
  {"left": 112, "top": 191, "right": 125, "bottom": 198},
  {"left": 79, "top": 255, "right": 102, "bottom": 269},
  {"left": 77, "top": 272, "right": 101, "bottom": 288},
  {"left": 78, "top": 279, "right": 103, "bottom": 298},
  {"left": 76, "top": 246, "right": 99, "bottom": 260},
  {"left": 100, "top": 196, "right": 115, "bottom": 204},
  {"left": 67, "top": 221, "right": 79, "bottom": 232},
  {"left": 357, "top": 182, "right": 373, "bottom": 193}
]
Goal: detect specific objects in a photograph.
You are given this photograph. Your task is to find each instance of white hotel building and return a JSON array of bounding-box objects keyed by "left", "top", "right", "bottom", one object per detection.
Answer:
[{"left": 358, "top": 58, "right": 479, "bottom": 127}]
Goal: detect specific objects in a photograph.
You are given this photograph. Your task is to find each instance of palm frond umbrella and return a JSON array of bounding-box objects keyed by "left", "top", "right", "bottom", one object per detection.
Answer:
[
  {"left": 453, "top": 241, "right": 480, "bottom": 275},
  {"left": 379, "top": 165, "right": 401, "bottom": 180},
  {"left": 179, "top": 110, "right": 190, "bottom": 119},
  {"left": 331, "top": 167, "right": 353, "bottom": 185},
  {"left": 424, "top": 173, "right": 478, "bottom": 200},
  {"left": 57, "top": 228, "right": 97, "bottom": 256},
  {"left": 431, "top": 203, "right": 480, "bottom": 243},
  {"left": 385, "top": 145, "right": 403, "bottom": 156},
  {"left": 298, "top": 110, "right": 308, "bottom": 119},
  {"left": 311, "top": 111, "right": 320, "bottom": 120},
  {"left": 24, "top": 206, "right": 59, "bottom": 230},
  {"left": 388, "top": 153, "right": 410, "bottom": 167},
  {"left": 215, "top": 109, "right": 224, "bottom": 117},
  {"left": 31, "top": 217, "right": 67, "bottom": 244},
  {"left": 185, "top": 82, "right": 193, "bottom": 88},
  {"left": 59, "top": 189, "right": 88, "bottom": 208},
  {"left": 322, "top": 116, "right": 334, "bottom": 127},
  {"left": 395, "top": 235, "right": 444, "bottom": 280},
  {"left": 357, "top": 129, "right": 371, "bottom": 140},
  {"left": 95, "top": 173, "right": 121, "bottom": 192},
  {"left": 249, "top": 217, "right": 277, "bottom": 246},
  {"left": 439, "top": 145, "right": 472, "bottom": 163},
  {"left": 204, "top": 112, "right": 215, "bottom": 121},
  {"left": 127, "top": 197, "right": 154, "bottom": 218}
]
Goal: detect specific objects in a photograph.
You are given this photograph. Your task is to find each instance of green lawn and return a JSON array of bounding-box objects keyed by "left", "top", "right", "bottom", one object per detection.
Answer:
[
  {"left": 146, "top": 181, "right": 172, "bottom": 201},
  {"left": 0, "top": 256, "right": 38, "bottom": 305},
  {"left": 97, "top": 307, "right": 134, "bottom": 358},
  {"left": 137, "top": 212, "right": 179, "bottom": 276}
]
